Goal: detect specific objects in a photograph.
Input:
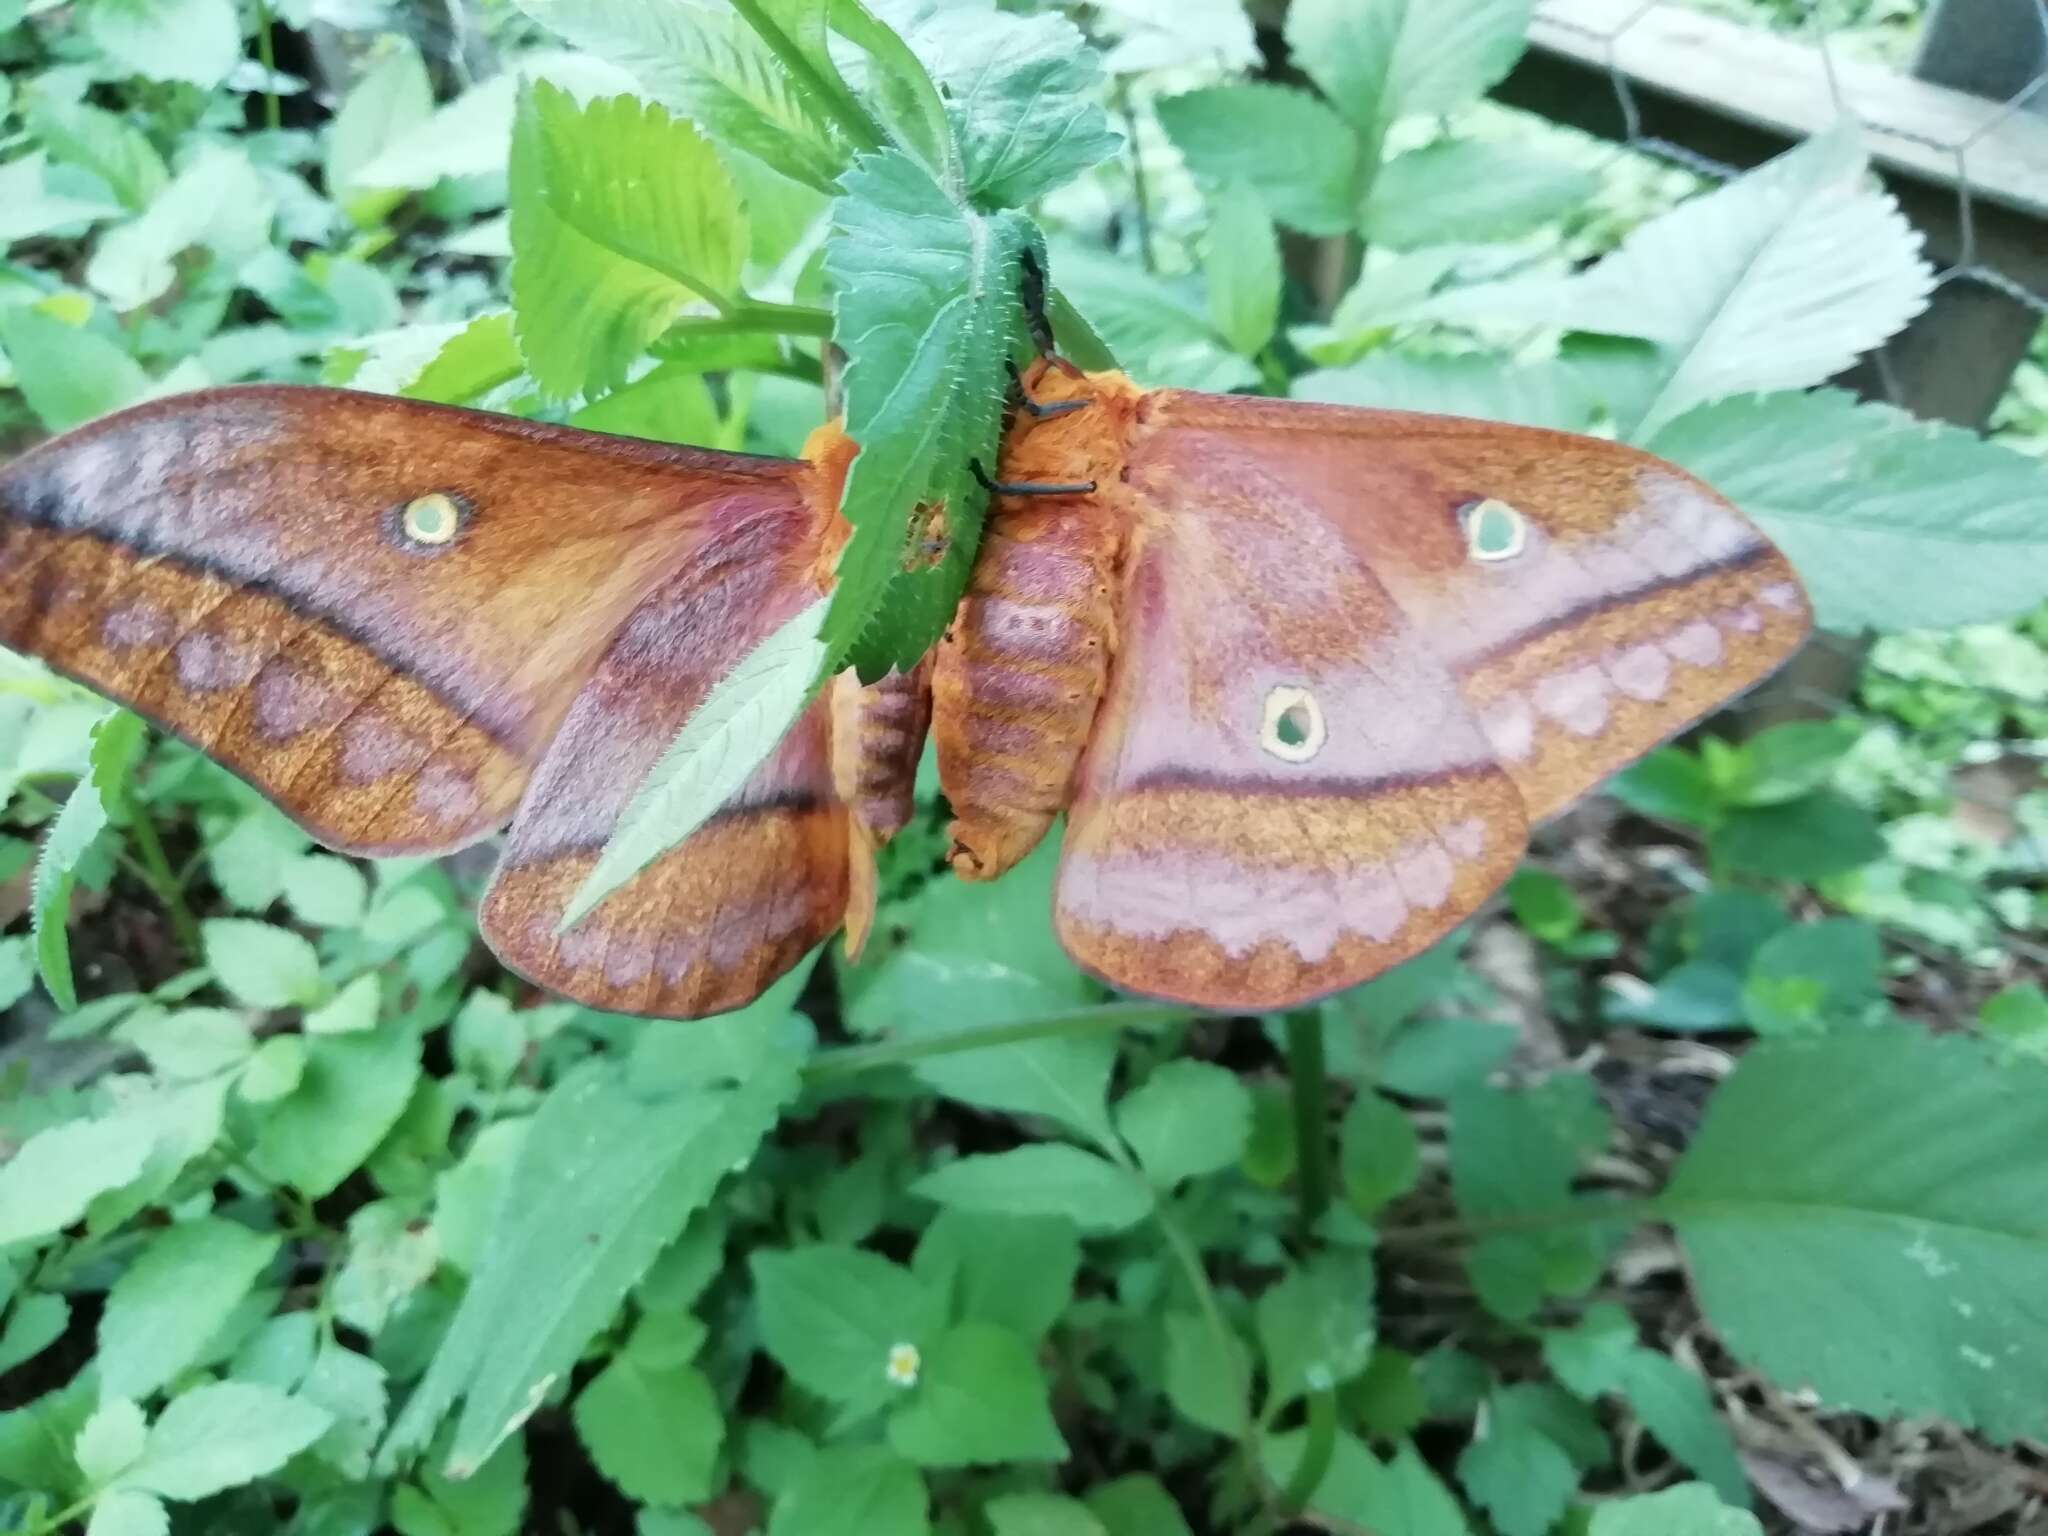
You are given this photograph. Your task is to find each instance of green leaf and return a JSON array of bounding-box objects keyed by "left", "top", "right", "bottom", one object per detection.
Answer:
[
  {"left": 561, "top": 596, "right": 827, "bottom": 925},
  {"left": 1264, "top": 1433, "right": 1471, "bottom": 1536},
  {"left": 1982, "top": 983, "right": 2048, "bottom": 1062},
  {"left": 1652, "top": 389, "right": 2048, "bottom": 632},
  {"left": 0, "top": 936, "right": 34, "bottom": 1012},
  {"left": 1592, "top": 128, "right": 1928, "bottom": 440},
  {"left": 821, "top": 149, "right": 1031, "bottom": 676},
  {"left": 1295, "top": 353, "right": 1599, "bottom": 433},
  {"left": 248, "top": 1023, "right": 422, "bottom": 1199},
  {"left": 1367, "top": 138, "right": 1592, "bottom": 248},
  {"left": 85, "top": 1490, "right": 167, "bottom": 1536},
  {"left": 299, "top": 1341, "right": 389, "bottom": 1478},
  {"left": 114, "top": 1383, "right": 330, "bottom": 1500},
  {"left": 0, "top": 1113, "right": 154, "bottom": 1247},
  {"left": 1727, "top": 720, "right": 1860, "bottom": 806},
  {"left": 0, "top": 1291, "right": 69, "bottom": 1376},
  {"left": 1741, "top": 918, "right": 1882, "bottom": 1035},
  {"left": 911, "top": 1211, "right": 1078, "bottom": 1343},
  {"left": 393, "top": 1429, "right": 528, "bottom": 1536},
  {"left": 1085, "top": 1476, "right": 1194, "bottom": 1536},
  {"left": 1454, "top": 1385, "right": 1594, "bottom": 1536},
  {"left": 76, "top": 1397, "right": 148, "bottom": 1486},
  {"left": 752, "top": 1245, "right": 939, "bottom": 1409},
  {"left": 573, "top": 1349, "right": 721, "bottom": 1505},
  {"left": 890, "top": 1, "right": 1120, "bottom": 206},
  {"left": 1339, "top": 1091, "right": 1420, "bottom": 1214},
  {"left": 324, "top": 40, "right": 434, "bottom": 221},
  {"left": 1609, "top": 746, "right": 1720, "bottom": 826},
  {"left": 119, "top": 1008, "right": 252, "bottom": 1081},
  {"left": 98, "top": 1220, "right": 280, "bottom": 1401},
  {"left": 1712, "top": 791, "right": 1885, "bottom": 881},
  {"left": 515, "top": 0, "right": 844, "bottom": 188},
  {"left": 1257, "top": 1253, "right": 1378, "bottom": 1411},
  {"left": 282, "top": 855, "right": 369, "bottom": 929},
  {"left": 887, "top": 1323, "right": 1065, "bottom": 1466},
  {"left": 85, "top": 0, "right": 240, "bottom": 87},
  {"left": 767, "top": 1444, "right": 927, "bottom": 1536},
  {"left": 912, "top": 1145, "right": 1153, "bottom": 1232},
  {"left": 1285, "top": 0, "right": 1530, "bottom": 133},
  {"left": 510, "top": 81, "right": 748, "bottom": 399},
  {"left": 1163, "top": 1312, "right": 1249, "bottom": 1436},
  {"left": 332, "top": 1201, "right": 441, "bottom": 1336},
  {"left": 1050, "top": 242, "right": 1253, "bottom": 391},
  {"left": 31, "top": 718, "right": 124, "bottom": 1010},
  {"left": 0, "top": 153, "right": 122, "bottom": 245},
  {"left": 984, "top": 1494, "right": 1106, "bottom": 1536},
  {"left": 1377, "top": 1018, "right": 1517, "bottom": 1099},
  {"left": 1451, "top": 1082, "right": 1611, "bottom": 1320},
  {"left": 382, "top": 1013, "right": 800, "bottom": 1475},
  {"left": 201, "top": 919, "right": 321, "bottom": 1010},
  {"left": 1116, "top": 1060, "right": 1252, "bottom": 1188},
  {"left": 1665, "top": 1030, "right": 2048, "bottom": 1439},
  {"left": 305, "top": 974, "right": 380, "bottom": 1035},
  {"left": 402, "top": 312, "right": 525, "bottom": 406},
  {"left": 1589, "top": 1485, "right": 1762, "bottom": 1536},
  {"left": 1603, "top": 960, "right": 1745, "bottom": 1034},
  {"left": 1156, "top": 85, "right": 1361, "bottom": 236},
  {"left": 1204, "top": 181, "right": 1280, "bottom": 357},
  {"left": 23, "top": 98, "right": 167, "bottom": 211}
]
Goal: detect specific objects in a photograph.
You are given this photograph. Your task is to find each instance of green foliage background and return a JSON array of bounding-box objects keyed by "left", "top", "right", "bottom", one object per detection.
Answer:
[{"left": 2, "top": 0, "right": 2047, "bottom": 1532}]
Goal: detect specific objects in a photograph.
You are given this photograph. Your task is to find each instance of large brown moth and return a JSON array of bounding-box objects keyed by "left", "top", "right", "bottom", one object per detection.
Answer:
[{"left": 0, "top": 361, "right": 1809, "bottom": 1017}]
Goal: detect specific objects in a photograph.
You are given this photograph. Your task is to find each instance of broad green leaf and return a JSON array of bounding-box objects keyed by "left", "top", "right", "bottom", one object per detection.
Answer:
[
  {"left": 29, "top": 712, "right": 130, "bottom": 1010},
  {"left": 0, "top": 153, "right": 122, "bottom": 245},
  {"left": 512, "top": 0, "right": 844, "bottom": 188},
  {"left": 561, "top": 596, "right": 826, "bottom": 924},
  {"left": 510, "top": 81, "right": 748, "bottom": 399},
  {"left": 1, "top": 306, "right": 152, "bottom": 437},
  {"left": 0, "top": 1292, "right": 68, "bottom": 1376},
  {"left": 1085, "top": 1476, "right": 1195, "bottom": 1536},
  {"left": 881, "top": 0, "right": 1120, "bottom": 206},
  {"left": 1257, "top": 1253, "right": 1378, "bottom": 1410},
  {"left": 402, "top": 311, "right": 524, "bottom": 406},
  {"left": 201, "top": 920, "right": 321, "bottom": 1010},
  {"left": 911, "top": 1211, "right": 1078, "bottom": 1344},
  {"left": 1603, "top": 960, "right": 1745, "bottom": 1033},
  {"left": 282, "top": 854, "right": 369, "bottom": 929},
  {"left": 85, "top": 0, "right": 240, "bottom": 87},
  {"left": 393, "top": 1430, "right": 528, "bottom": 1536},
  {"left": 1042, "top": 242, "right": 1253, "bottom": 391},
  {"left": 1728, "top": 720, "right": 1860, "bottom": 806},
  {"left": 821, "top": 149, "right": 1031, "bottom": 676},
  {"left": 324, "top": 40, "right": 434, "bottom": 221},
  {"left": 1712, "top": 792, "right": 1885, "bottom": 881},
  {"left": 572, "top": 364, "right": 723, "bottom": 447},
  {"left": 204, "top": 807, "right": 309, "bottom": 915},
  {"left": 88, "top": 145, "right": 271, "bottom": 312},
  {"left": 573, "top": 1349, "right": 720, "bottom": 1504},
  {"left": 1156, "top": 85, "right": 1360, "bottom": 236},
  {"left": 75, "top": 1398, "right": 148, "bottom": 1485},
  {"left": 1204, "top": 181, "right": 1280, "bottom": 358},
  {"left": 85, "top": 1490, "right": 166, "bottom": 1536},
  {"left": 1983, "top": 984, "right": 2048, "bottom": 1062},
  {"left": 1741, "top": 918, "right": 1882, "bottom": 1035},
  {"left": 1609, "top": 745, "right": 1720, "bottom": 826},
  {"left": 299, "top": 1342, "right": 389, "bottom": 1479},
  {"left": 248, "top": 1023, "right": 421, "bottom": 1199},
  {"left": 114, "top": 1384, "right": 330, "bottom": 1500},
  {"left": 752, "top": 1245, "right": 940, "bottom": 1409},
  {"left": 22, "top": 98, "right": 167, "bottom": 211},
  {"left": 98, "top": 1220, "right": 280, "bottom": 1401},
  {"left": 1263, "top": 1432, "right": 1470, "bottom": 1535},
  {"left": 382, "top": 1002, "right": 801, "bottom": 1474},
  {"left": 1665, "top": 1030, "right": 2048, "bottom": 1439},
  {"left": 912, "top": 1145, "right": 1153, "bottom": 1232},
  {"left": 1285, "top": 0, "right": 1530, "bottom": 133},
  {"left": 1450, "top": 1082, "right": 1612, "bottom": 1320},
  {"left": 886, "top": 1323, "right": 1065, "bottom": 1466},
  {"left": 1652, "top": 389, "right": 2048, "bottom": 632},
  {"left": 1116, "top": 1060, "right": 1251, "bottom": 1187},
  {"left": 1367, "top": 138, "right": 1594, "bottom": 248},
  {"left": 1296, "top": 353, "right": 1599, "bottom": 432},
  {"left": 1586, "top": 128, "right": 1928, "bottom": 440},
  {"left": 1590, "top": 1484, "right": 1763, "bottom": 1536},
  {"left": 1340, "top": 1090, "right": 1421, "bottom": 1214},
  {"left": 1163, "top": 1312, "right": 1249, "bottom": 1436},
  {"left": 0, "top": 936, "right": 34, "bottom": 1012},
  {"left": 985, "top": 1494, "right": 1105, "bottom": 1536},
  {"left": 1453, "top": 1387, "right": 1582, "bottom": 1536},
  {"left": 767, "top": 1444, "right": 927, "bottom": 1536},
  {"left": 1377, "top": 1017, "right": 1516, "bottom": 1099},
  {"left": 332, "top": 1202, "right": 441, "bottom": 1336},
  {"left": 305, "top": 974, "right": 379, "bottom": 1035}
]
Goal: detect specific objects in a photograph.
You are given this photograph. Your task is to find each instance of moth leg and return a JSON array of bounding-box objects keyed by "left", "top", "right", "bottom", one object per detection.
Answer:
[
  {"left": 1005, "top": 361, "right": 1087, "bottom": 420},
  {"left": 968, "top": 458, "right": 1096, "bottom": 497}
]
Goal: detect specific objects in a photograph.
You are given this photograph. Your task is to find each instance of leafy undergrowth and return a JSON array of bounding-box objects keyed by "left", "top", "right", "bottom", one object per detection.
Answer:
[{"left": 5, "top": 0, "right": 2048, "bottom": 1532}]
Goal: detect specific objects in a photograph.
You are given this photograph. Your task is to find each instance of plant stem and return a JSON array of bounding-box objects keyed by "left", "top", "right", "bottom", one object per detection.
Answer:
[
  {"left": 253, "top": 0, "right": 282, "bottom": 132},
  {"left": 1285, "top": 1009, "right": 1331, "bottom": 1240},
  {"left": 727, "top": 0, "right": 885, "bottom": 153},
  {"left": 727, "top": 300, "right": 835, "bottom": 337},
  {"left": 126, "top": 802, "right": 201, "bottom": 962},
  {"left": 1115, "top": 82, "right": 1156, "bottom": 273},
  {"left": 1278, "top": 1387, "right": 1339, "bottom": 1519},
  {"left": 803, "top": 1001, "right": 1186, "bottom": 1083}
]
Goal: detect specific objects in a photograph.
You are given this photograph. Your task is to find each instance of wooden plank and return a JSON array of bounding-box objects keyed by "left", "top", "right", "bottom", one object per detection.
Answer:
[{"left": 1527, "top": 0, "right": 2048, "bottom": 222}]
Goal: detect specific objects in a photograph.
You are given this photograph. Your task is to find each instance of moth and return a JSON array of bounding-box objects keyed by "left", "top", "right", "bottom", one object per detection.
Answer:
[{"left": 0, "top": 364, "right": 1809, "bottom": 1017}]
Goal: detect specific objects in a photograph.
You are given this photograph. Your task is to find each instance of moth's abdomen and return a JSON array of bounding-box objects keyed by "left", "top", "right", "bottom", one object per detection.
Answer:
[{"left": 934, "top": 504, "right": 1121, "bottom": 880}]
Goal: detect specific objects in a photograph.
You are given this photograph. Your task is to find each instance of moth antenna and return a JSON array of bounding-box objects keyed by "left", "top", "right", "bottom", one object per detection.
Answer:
[
  {"left": 1006, "top": 360, "right": 1087, "bottom": 419},
  {"left": 969, "top": 458, "right": 1096, "bottom": 497}
]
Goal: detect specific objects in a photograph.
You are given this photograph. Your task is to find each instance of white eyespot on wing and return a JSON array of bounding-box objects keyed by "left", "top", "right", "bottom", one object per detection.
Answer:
[
  {"left": 395, "top": 492, "right": 467, "bottom": 552},
  {"left": 1460, "top": 498, "right": 1529, "bottom": 563},
  {"left": 1261, "top": 684, "right": 1327, "bottom": 763}
]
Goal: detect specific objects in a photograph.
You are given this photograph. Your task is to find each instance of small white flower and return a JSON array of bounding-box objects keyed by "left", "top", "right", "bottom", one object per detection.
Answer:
[{"left": 885, "top": 1342, "right": 921, "bottom": 1387}]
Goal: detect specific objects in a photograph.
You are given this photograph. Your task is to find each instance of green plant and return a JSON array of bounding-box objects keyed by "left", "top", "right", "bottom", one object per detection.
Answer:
[{"left": 5, "top": 0, "right": 2048, "bottom": 1532}]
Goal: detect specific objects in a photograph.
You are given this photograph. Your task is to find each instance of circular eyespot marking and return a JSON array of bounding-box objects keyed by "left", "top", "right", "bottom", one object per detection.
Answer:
[
  {"left": 1461, "top": 498, "right": 1528, "bottom": 562},
  {"left": 387, "top": 492, "right": 470, "bottom": 555},
  {"left": 1261, "top": 685, "right": 1326, "bottom": 763}
]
